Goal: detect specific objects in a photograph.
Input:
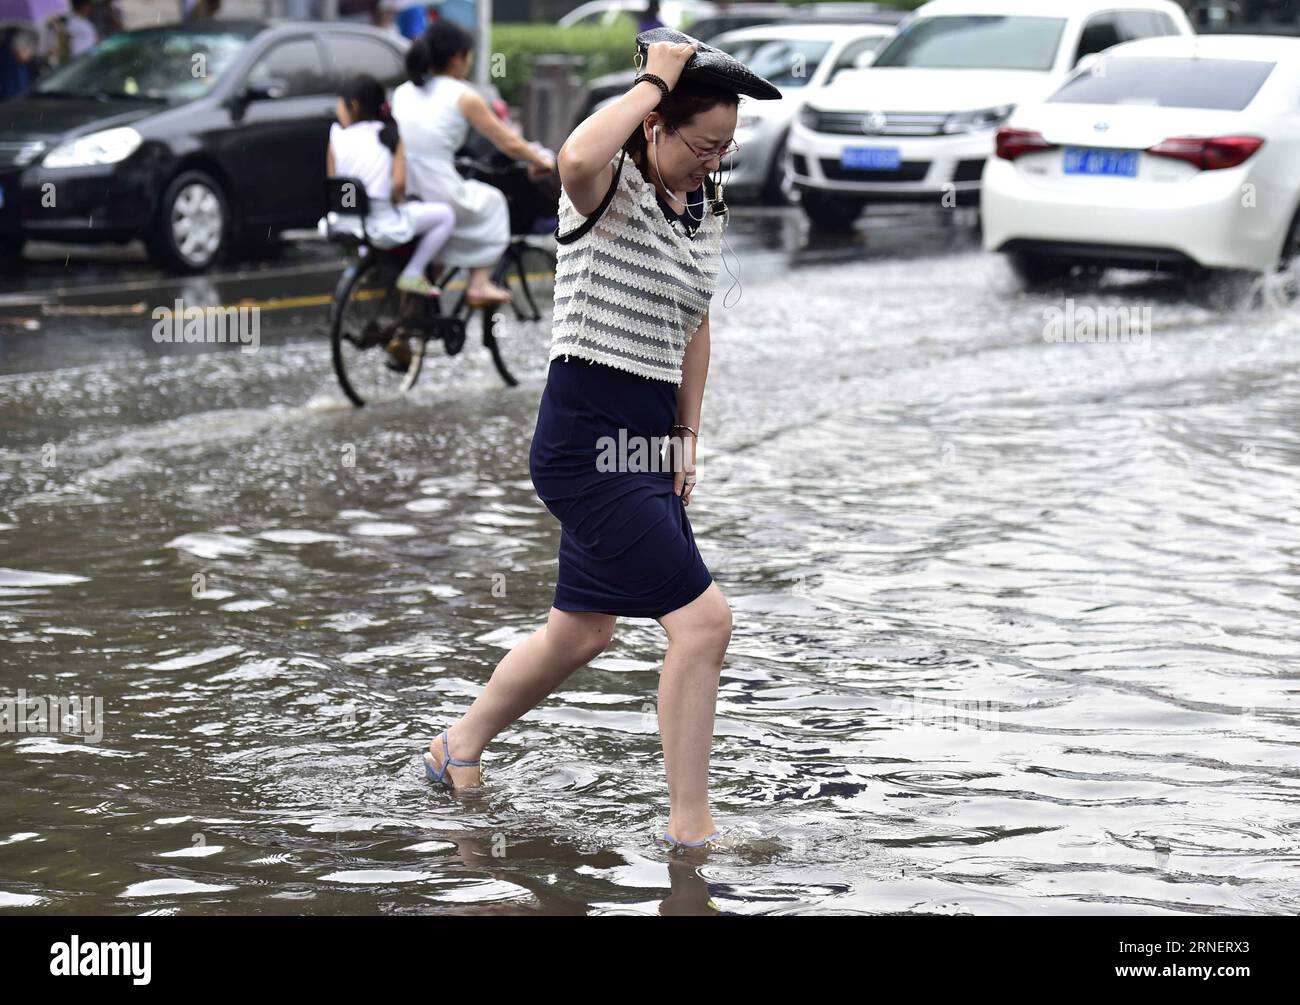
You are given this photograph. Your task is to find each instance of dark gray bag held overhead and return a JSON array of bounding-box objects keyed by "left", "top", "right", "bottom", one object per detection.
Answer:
[{"left": 633, "top": 27, "right": 783, "bottom": 101}]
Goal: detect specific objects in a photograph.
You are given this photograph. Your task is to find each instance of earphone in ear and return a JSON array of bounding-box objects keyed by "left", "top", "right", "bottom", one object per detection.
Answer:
[{"left": 652, "top": 123, "right": 659, "bottom": 144}]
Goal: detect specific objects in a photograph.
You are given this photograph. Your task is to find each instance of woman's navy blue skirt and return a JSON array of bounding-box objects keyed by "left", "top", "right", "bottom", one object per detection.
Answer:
[{"left": 528, "top": 356, "right": 713, "bottom": 619}]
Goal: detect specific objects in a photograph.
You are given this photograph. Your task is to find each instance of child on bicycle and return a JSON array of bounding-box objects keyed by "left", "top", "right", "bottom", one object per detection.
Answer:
[{"left": 322, "top": 73, "right": 454, "bottom": 298}]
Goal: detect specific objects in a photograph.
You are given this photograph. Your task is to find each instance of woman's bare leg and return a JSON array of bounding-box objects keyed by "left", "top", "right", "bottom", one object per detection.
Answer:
[
  {"left": 425, "top": 607, "right": 616, "bottom": 787},
  {"left": 655, "top": 582, "right": 733, "bottom": 842}
]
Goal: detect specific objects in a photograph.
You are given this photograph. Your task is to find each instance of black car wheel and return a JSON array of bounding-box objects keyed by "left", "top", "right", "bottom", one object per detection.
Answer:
[
  {"left": 762, "top": 132, "right": 795, "bottom": 206},
  {"left": 1279, "top": 209, "right": 1300, "bottom": 275},
  {"left": 148, "top": 170, "right": 230, "bottom": 273},
  {"left": 799, "top": 189, "right": 865, "bottom": 232},
  {"left": 1007, "top": 251, "right": 1080, "bottom": 289}
]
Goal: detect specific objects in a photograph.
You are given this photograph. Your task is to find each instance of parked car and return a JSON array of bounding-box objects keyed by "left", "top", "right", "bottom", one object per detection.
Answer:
[
  {"left": 983, "top": 34, "right": 1300, "bottom": 285},
  {"left": 687, "top": 1, "right": 906, "bottom": 42},
  {"left": 557, "top": 0, "right": 717, "bottom": 29},
  {"left": 569, "top": 1, "right": 906, "bottom": 132},
  {"left": 0, "top": 20, "right": 408, "bottom": 271},
  {"left": 785, "top": 0, "right": 1194, "bottom": 231},
  {"left": 631, "top": 22, "right": 897, "bottom": 203},
  {"left": 1188, "top": 0, "right": 1300, "bottom": 30}
]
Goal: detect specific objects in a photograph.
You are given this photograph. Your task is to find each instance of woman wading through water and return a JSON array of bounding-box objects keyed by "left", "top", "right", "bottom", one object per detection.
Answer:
[{"left": 422, "top": 37, "right": 779, "bottom": 851}]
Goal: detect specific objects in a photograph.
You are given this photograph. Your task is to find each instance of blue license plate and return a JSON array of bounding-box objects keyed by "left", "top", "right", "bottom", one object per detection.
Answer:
[
  {"left": 841, "top": 146, "right": 901, "bottom": 171},
  {"left": 1063, "top": 147, "right": 1138, "bottom": 177}
]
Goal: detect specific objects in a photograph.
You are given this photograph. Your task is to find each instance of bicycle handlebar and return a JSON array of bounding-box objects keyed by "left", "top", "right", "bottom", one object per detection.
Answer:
[{"left": 455, "top": 151, "right": 557, "bottom": 177}]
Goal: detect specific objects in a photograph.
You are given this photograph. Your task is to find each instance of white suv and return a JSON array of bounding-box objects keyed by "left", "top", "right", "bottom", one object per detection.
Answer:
[{"left": 785, "top": 0, "right": 1193, "bottom": 231}]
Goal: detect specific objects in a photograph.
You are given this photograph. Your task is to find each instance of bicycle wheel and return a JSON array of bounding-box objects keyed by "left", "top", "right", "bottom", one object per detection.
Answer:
[
  {"left": 482, "top": 241, "right": 557, "bottom": 386},
  {"left": 330, "top": 251, "right": 426, "bottom": 407}
]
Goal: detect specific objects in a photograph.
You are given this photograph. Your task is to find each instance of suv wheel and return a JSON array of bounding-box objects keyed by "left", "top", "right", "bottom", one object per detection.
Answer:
[
  {"left": 800, "top": 190, "right": 865, "bottom": 232},
  {"left": 762, "top": 133, "right": 796, "bottom": 206}
]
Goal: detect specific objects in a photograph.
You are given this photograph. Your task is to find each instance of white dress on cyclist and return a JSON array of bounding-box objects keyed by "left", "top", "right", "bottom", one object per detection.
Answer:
[
  {"left": 391, "top": 74, "right": 510, "bottom": 268},
  {"left": 319, "top": 120, "right": 420, "bottom": 248}
]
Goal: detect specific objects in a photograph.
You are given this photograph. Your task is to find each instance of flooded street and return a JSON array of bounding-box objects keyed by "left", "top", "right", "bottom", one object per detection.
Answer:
[{"left": 2, "top": 209, "right": 1299, "bottom": 915}]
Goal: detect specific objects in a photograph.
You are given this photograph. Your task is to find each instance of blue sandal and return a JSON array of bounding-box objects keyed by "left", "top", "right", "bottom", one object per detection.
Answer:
[
  {"left": 424, "top": 729, "right": 480, "bottom": 789},
  {"left": 659, "top": 829, "right": 720, "bottom": 849}
]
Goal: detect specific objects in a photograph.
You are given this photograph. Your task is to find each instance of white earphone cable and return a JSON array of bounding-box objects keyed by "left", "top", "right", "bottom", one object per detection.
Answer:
[{"left": 650, "top": 123, "right": 743, "bottom": 306}]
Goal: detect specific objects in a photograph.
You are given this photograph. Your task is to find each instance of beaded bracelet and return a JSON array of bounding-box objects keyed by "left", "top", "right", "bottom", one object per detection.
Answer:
[{"left": 634, "top": 72, "right": 671, "bottom": 101}]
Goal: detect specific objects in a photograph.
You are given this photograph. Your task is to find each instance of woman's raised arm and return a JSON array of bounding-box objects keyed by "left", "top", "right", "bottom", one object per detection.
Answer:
[{"left": 558, "top": 40, "right": 697, "bottom": 216}]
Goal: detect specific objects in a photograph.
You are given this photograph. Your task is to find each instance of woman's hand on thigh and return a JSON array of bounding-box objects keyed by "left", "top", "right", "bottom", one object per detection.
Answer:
[{"left": 668, "top": 431, "right": 698, "bottom": 504}]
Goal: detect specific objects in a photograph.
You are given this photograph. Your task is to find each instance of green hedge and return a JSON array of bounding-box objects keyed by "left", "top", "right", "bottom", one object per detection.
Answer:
[
  {"left": 487, "top": 3, "right": 923, "bottom": 106},
  {"left": 488, "top": 24, "right": 642, "bottom": 107}
]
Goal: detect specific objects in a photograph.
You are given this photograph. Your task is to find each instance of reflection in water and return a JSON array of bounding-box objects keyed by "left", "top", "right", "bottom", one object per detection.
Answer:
[{"left": 1, "top": 245, "right": 1299, "bottom": 915}]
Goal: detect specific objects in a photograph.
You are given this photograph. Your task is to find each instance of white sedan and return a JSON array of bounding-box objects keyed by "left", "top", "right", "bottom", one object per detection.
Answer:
[
  {"left": 785, "top": 0, "right": 1193, "bottom": 231},
  {"left": 982, "top": 33, "right": 1300, "bottom": 285}
]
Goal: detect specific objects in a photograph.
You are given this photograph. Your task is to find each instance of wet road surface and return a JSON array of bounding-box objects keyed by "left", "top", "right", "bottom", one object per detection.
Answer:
[{"left": 2, "top": 206, "right": 1299, "bottom": 915}]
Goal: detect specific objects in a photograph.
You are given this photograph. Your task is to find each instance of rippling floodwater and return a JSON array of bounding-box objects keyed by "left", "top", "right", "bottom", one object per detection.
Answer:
[{"left": 2, "top": 240, "right": 1299, "bottom": 915}]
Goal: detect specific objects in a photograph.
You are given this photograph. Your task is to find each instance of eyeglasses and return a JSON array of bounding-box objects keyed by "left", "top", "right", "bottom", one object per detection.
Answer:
[{"left": 668, "top": 125, "right": 739, "bottom": 161}]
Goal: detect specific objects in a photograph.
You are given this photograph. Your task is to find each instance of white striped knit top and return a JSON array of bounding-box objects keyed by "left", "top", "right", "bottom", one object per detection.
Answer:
[{"left": 548, "top": 151, "right": 725, "bottom": 386}]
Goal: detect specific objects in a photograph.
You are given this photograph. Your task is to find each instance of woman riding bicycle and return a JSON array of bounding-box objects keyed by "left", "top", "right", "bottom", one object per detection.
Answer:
[{"left": 391, "top": 20, "right": 555, "bottom": 307}]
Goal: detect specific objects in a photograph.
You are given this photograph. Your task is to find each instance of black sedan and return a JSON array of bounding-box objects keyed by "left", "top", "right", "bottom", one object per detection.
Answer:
[{"left": 0, "top": 20, "right": 407, "bottom": 272}]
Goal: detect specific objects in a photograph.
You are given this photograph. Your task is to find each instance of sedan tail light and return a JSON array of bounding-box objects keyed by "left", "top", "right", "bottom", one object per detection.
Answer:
[
  {"left": 996, "top": 127, "right": 1057, "bottom": 161},
  {"left": 1145, "top": 135, "right": 1264, "bottom": 171}
]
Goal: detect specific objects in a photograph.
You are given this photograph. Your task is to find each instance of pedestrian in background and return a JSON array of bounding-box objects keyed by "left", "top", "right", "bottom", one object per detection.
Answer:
[
  {"left": 278, "top": 0, "right": 318, "bottom": 18},
  {"left": 0, "top": 27, "right": 40, "bottom": 102},
  {"left": 43, "top": 1, "right": 98, "bottom": 66},
  {"left": 183, "top": 0, "right": 224, "bottom": 21},
  {"left": 396, "top": 3, "right": 431, "bottom": 38},
  {"left": 66, "top": 0, "right": 99, "bottom": 55},
  {"left": 637, "top": 0, "right": 666, "bottom": 31},
  {"left": 89, "top": 1, "right": 124, "bottom": 39},
  {"left": 338, "top": 0, "right": 377, "bottom": 23},
  {"left": 372, "top": 0, "right": 404, "bottom": 39}
]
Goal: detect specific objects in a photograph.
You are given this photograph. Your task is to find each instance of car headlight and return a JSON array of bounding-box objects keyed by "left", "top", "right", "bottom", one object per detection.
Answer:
[
  {"left": 797, "top": 104, "right": 819, "bottom": 129},
  {"left": 942, "top": 105, "right": 1015, "bottom": 134},
  {"left": 43, "top": 127, "right": 143, "bottom": 168}
]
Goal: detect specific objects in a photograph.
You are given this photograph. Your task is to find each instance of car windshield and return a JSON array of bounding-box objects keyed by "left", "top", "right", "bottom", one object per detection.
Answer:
[
  {"left": 34, "top": 28, "right": 253, "bottom": 102},
  {"left": 872, "top": 15, "right": 1067, "bottom": 71},
  {"left": 1048, "top": 56, "right": 1277, "bottom": 110},
  {"left": 719, "top": 38, "right": 832, "bottom": 88}
]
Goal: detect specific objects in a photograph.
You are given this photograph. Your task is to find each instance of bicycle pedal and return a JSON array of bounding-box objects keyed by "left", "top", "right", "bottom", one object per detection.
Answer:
[{"left": 443, "top": 320, "right": 466, "bottom": 357}]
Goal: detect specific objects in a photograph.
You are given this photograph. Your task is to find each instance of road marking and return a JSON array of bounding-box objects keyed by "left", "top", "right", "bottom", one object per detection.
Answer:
[
  {"left": 1, "top": 271, "right": 554, "bottom": 319},
  {"left": 0, "top": 260, "right": 344, "bottom": 308}
]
